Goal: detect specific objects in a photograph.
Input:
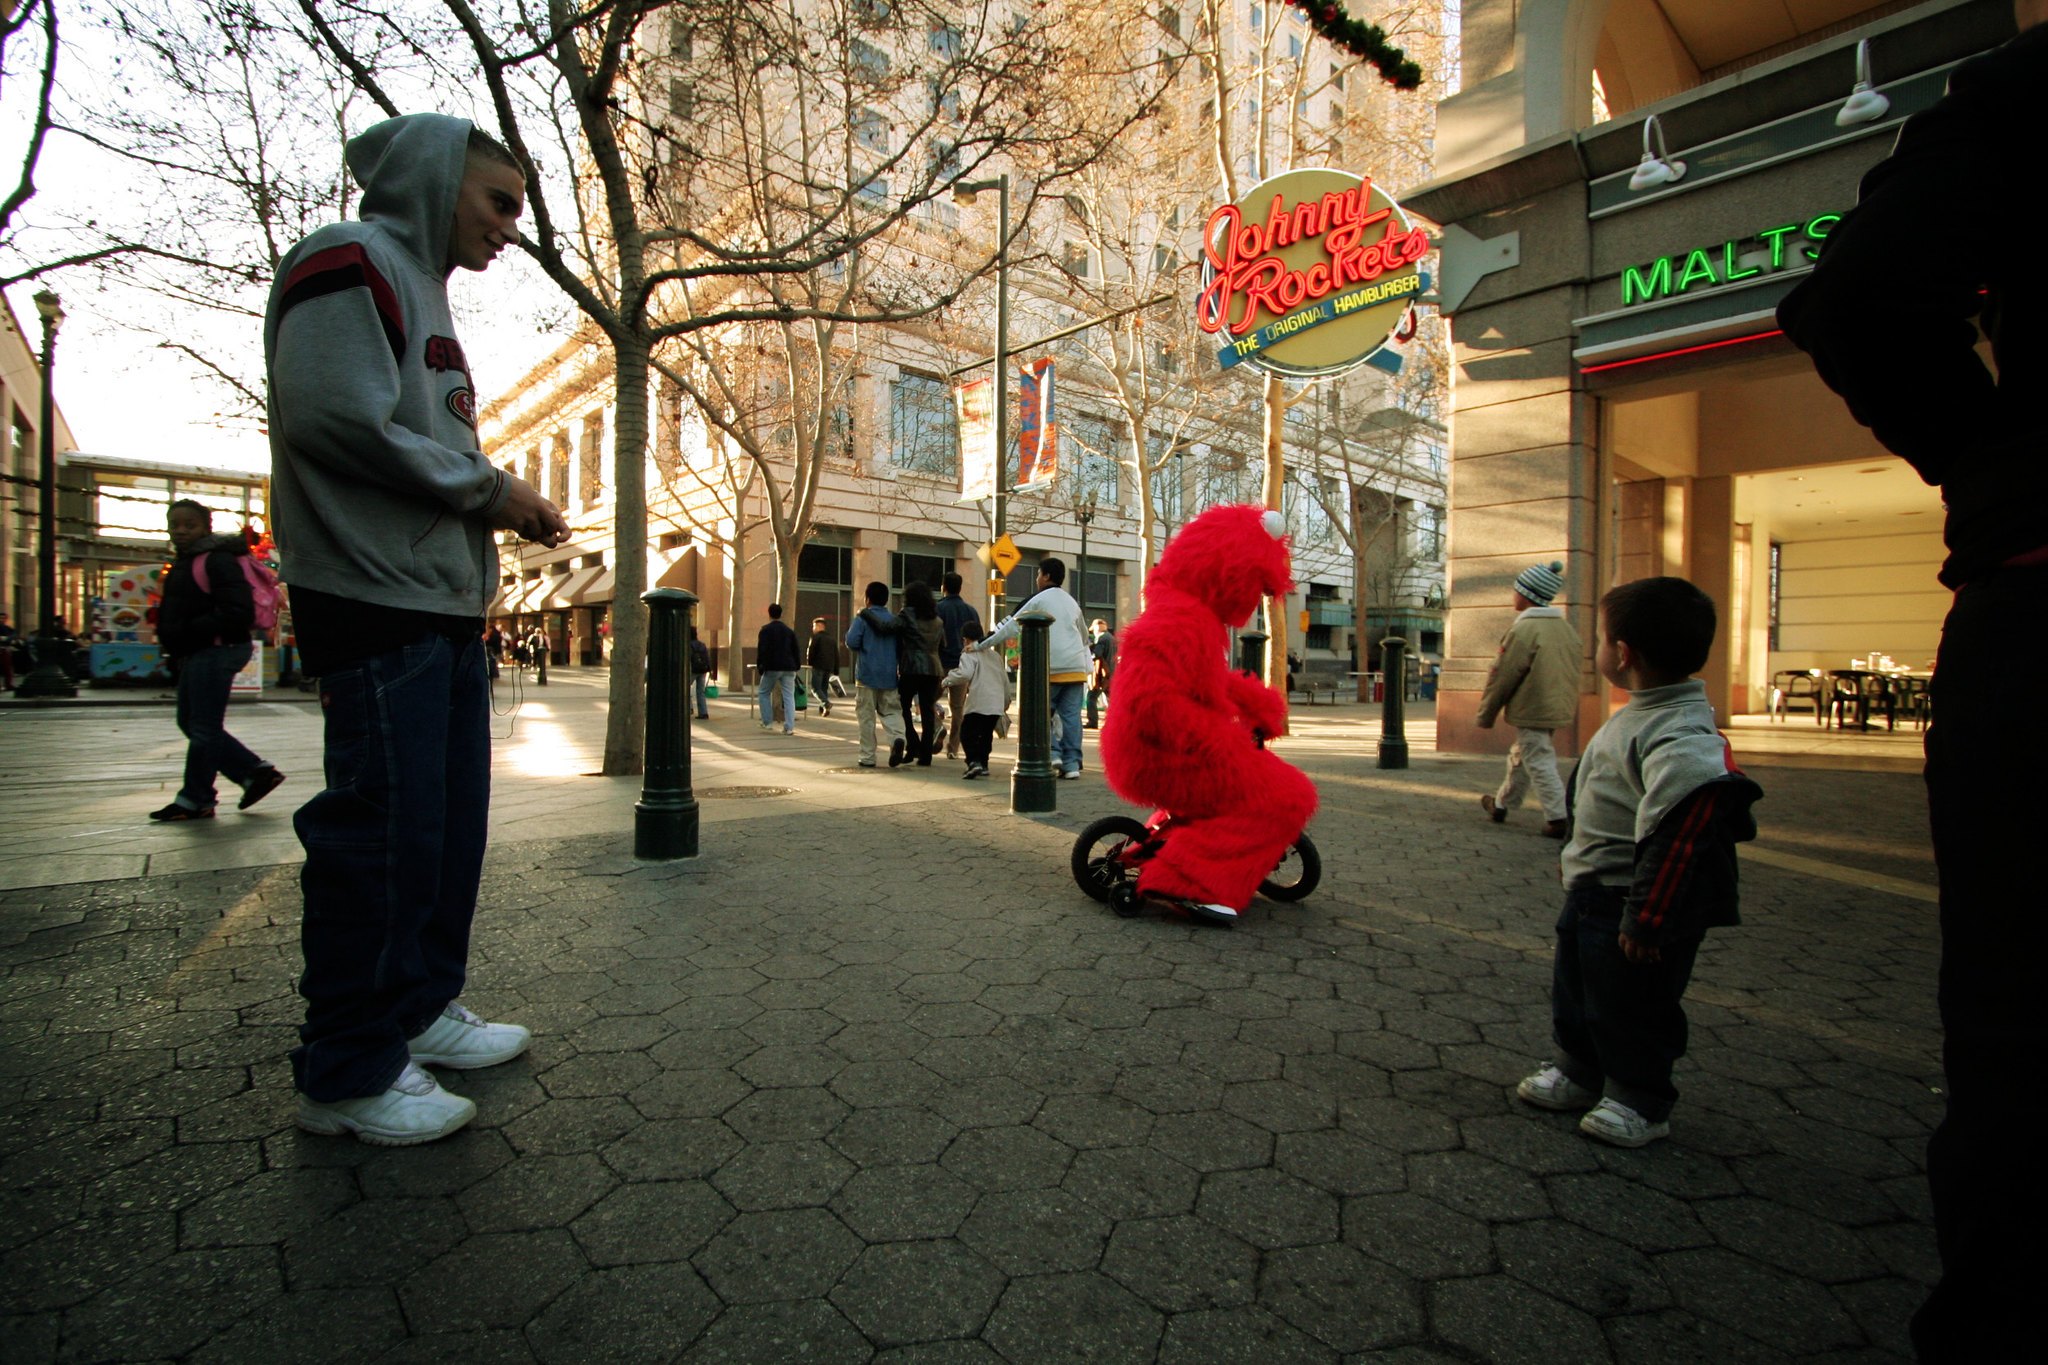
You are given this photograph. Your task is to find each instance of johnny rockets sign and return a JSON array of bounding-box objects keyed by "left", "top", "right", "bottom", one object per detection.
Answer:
[{"left": 1197, "top": 168, "right": 1430, "bottom": 377}]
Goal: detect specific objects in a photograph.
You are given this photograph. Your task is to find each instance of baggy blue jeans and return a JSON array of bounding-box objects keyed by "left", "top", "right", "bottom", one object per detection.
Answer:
[
  {"left": 1051, "top": 680, "right": 1085, "bottom": 774},
  {"left": 758, "top": 669, "right": 797, "bottom": 731},
  {"left": 290, "top": 633, "right": 491, "bottom": 1101},
  {"left": 174, "top": 641, "right": 263, "bottom": 809}
]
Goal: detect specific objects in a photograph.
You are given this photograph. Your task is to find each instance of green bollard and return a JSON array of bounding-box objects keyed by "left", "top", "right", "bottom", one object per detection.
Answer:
[
  {"left": 636, "top": 588, "right": 700, "bottom": 859},
  {"left": 1378, "top": 634, "right": 1409, "bottom": 770},
  {"left": 1011, "top": 611, "right": 1056, "bottom": 813}
]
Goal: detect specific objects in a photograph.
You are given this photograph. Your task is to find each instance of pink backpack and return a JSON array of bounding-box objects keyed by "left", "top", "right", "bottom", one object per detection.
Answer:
[{"left": 192, "top": 552, "right": 283, "bottom": 631}]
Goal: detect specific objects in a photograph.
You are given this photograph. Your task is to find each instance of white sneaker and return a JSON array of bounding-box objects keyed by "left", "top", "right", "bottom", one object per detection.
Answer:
[
  {"left": 1059, "top": 767, "right": 1081, "bottom": 780},
  {"left": 295, "top": 1062, "right": 475, "bottom": 1146},
  {"left": 1516, "top": 1065, "right": 1600, "bottom": 1112},
  {"left": 1579, "top": 1097, "right": 1670, "bottom": 1148},
  {"left": 409, "top": 1002, "right": 532, "bottom": 1069}
]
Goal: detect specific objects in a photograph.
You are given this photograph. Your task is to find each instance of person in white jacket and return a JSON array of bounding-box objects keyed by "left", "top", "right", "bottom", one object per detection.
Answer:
[
  {"left": 941, "top": 622, "right": 1012, "bottom": 778},
  {"left": 975, "top": 557, "right": 1093, "bottom": 778}
]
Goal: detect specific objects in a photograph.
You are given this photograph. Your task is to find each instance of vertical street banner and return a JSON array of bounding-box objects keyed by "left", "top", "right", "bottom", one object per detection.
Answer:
[
  {"left": 1017, "top": 357, "right": 1058, "bottom": 489},
  {"left": 957, "top": 377, "right": 995, "bottom": 500}
]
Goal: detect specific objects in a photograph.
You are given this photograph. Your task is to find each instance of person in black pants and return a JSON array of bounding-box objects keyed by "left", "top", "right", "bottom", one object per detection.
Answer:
[
  {"left": 1779, "top": 10, "right": 2048, "bottom": 1357},
  {"left": 893, "top": 581, "right": 945, "bottom": 765},
  {"left": 151, "top": 500, "right": 285, "bottom": 821}
]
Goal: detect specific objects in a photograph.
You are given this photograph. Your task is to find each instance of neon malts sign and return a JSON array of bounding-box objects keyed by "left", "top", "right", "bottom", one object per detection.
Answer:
[
  {"left": 1198, "top": 169, "right": 1429, "bottom": 378},
  {"left": 1620, "top": 213, "right": 1841, "bottom": 308}
]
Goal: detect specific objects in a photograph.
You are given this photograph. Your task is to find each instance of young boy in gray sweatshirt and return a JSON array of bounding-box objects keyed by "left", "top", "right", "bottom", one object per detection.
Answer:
[
  {"left": 1516, "top": 577, "right": 1762, "bottom": 1148},
  {"left": 268, "top": 115, "right": 568, "bottom": 1146}
]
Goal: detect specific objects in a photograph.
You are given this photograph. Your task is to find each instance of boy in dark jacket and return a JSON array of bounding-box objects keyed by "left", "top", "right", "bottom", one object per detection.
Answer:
[
  {"left": 1516, "top": 577, "right": 1761, "bottom": 1148},
  {"left": 152, "top": 500, "right": 284, "bottom": 821},
  {"left": 805, "top": 617, "right": 839, "bottom": 718},
  {"left": 756, "top": 603, "right": 802, "bottom": 734}
]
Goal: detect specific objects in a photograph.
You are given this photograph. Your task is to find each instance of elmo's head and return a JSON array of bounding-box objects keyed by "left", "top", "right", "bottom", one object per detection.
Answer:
[{"left": 1149, "top": 504, "right": 1295, "bottom": 627}]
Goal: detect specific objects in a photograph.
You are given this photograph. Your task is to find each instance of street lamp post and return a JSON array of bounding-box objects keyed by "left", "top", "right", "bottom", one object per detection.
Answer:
[
  {"left": 953, "top": 174, "right": 1011, "bottom": 622},
  {"left": 18, "top": 291, "right": 76, "bottom": 699},
  {"left": 1074, "top": 494, "right": 1096, "bottom": 621}
]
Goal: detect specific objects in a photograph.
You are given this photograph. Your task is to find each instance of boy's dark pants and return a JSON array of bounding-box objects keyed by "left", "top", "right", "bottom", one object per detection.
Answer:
[
  {"left": 1551, "top": 882, "right": 1702, "bottom": 1123},
  {"left": 1910, "top": 567, "right": 2048, "bottom": 1362},
  {"left": 960, "top": 712, "right": 996, "bottom": 768},
  {"left": 290, "top": 633, "right": 490, "bottom": 1102}
]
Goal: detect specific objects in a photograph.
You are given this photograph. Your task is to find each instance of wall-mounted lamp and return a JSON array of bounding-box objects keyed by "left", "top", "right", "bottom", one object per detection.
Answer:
[
  {"left": 1628, "top": 115, "right": 1686, "bottom": 192},
  {"left": 1836, "top": 40, "right": 1889, "bottom": 127}
]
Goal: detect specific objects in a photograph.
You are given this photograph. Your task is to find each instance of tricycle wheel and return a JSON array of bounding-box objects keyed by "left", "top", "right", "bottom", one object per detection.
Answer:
[
  {"left": 1258, "top": 831, "right": 1322, "bottom": 902},
  {"left": 1072, "top": 815, "right": 1149, "bottom": 903},
  {"left": 1108, "top": 882, "right": 1143, "bottom": 918}
]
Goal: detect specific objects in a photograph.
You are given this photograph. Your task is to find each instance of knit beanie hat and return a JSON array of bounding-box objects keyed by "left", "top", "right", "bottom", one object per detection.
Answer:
[{"left": 1514, "top": 560, "right": 1565, "bottom": 607}]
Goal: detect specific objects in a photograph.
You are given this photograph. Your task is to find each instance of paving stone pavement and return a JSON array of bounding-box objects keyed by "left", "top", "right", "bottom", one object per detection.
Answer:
[{"left": 0, "top": 747, "right": 1942, "bottom": 1364}]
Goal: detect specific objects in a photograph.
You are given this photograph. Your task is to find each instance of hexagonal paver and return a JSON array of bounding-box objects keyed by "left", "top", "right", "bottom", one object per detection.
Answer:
[
  {"left": 1430, "top": 1274, "right": 1608, "bottom": 1364},
  {"left": 284, "top": 1196, "right": 466, "bottom": 1288},
  {"left": 957, "top": 1187, "right": 1112, "bottom": 1275},
  {"left": 941, "top": 1125, "right": 1074, "bottom": 1192},
  {"left": 626, "top": 1071, "right": 752, "bottom": 1122},
  {"left": 1101, "top": 1215, "right": 1258, "bottom": 1312},
  {"left": 1060, "top": 1146, "right": 1201, "bottom": 1222},
  {"left": 399, "top": 1230, "right": 587, "bottom": 1331},
  {"left": 710, "top": 1140, "right": 853, "bottom": 1211},
  {"left": 571, "top": 1181, "right": 734, "bottom": 1265},
  {"left": 984, "top": 1271, "right": 1163, "bottom": 1364},
  {"left": 830, "top": 1239, "right": 1006, "bottom": 1346},
  {"left": 1494, "top": 1219, "right": 1673, "bottom": 1316},
  {"left": 831, "top": 1164, "right": 979, "bottom": 1241},
  {"left": 1155, "top": 1305, "right": 1338, "bottom": 1365},
  {"left": 1033, "top": 1094, "right": 1154, "bottom": 1150},
  {"left": 721, "top": 1087, "right": 849, "bottom": 1143},
  {"left": 526, "top": 1262, "right": 721, "bottom": 1365},
  {"left": 1146, "top": 1111, "right": 1274, "bottom": 1173},
  {"left": 1195, "top": 1168, "right": 1339, "bottom": 1250},
  {"left": 537, "top": 1051, "right": 659, "bottom": 1099},
  {"left": 692, "top": 1207, "right": 862, "bottom": 1305},
  {"left": 732, "top": 1045, "right": 845, "bottom": 1089},
  {"left": 828, "top": 1107, "right": 958, "bottom": 1166},
  {"left": 675, "top": 1298, "right": 872, "bottom": 1365},
  {"left": 1341, "top": 1193, "right": 1495, "bottom": 1280},
  {"left": 1258, "top": 1242, "right": 1426, "bottom": 1352}
]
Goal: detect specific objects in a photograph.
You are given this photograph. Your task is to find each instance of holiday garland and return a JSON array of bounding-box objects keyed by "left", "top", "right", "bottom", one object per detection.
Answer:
[{"left": 1280, "top": 0, "right": 1424, "bottom": 90}]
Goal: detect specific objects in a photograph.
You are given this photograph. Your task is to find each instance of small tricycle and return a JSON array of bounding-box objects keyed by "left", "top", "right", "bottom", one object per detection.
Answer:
[{"left": 1069, "top": 809, "right": 1322, "bottom": 918}]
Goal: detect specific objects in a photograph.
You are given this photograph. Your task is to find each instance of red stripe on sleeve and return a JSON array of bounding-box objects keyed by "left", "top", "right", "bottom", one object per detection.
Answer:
[
  {"left": 281, "top": 243, "right": 405, "bottom": 350},
  {"left": 1639, "top": 790, "right": 1720, "bottom": 931}
]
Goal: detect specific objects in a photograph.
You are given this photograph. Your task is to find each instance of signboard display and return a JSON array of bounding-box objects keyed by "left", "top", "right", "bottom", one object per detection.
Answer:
[
  {"left": 1017, "top": 358, "right": 1057, "bottom": 488},
  {"left": 956, "top": 377, "right": 995, "bottom": 501},
  {"left": 1618, "top": 213, "right": 1840, "bottom": 308},
  {"left": 1197, "top": 168, "right": 1430, "bottom": 378}
]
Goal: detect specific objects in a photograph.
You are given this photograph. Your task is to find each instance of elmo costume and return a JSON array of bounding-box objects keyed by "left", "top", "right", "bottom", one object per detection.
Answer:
[{"left": 1100, "top": 504, "right": 1319, "bottom": 916}]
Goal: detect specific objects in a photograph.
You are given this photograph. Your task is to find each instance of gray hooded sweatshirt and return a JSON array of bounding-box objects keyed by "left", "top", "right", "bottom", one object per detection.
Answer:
[{"left": 264, "top": 114, "right": 509, "bottom": 616}]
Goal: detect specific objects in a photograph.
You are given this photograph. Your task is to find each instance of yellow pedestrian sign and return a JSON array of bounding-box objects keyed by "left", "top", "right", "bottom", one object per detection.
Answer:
[{"left": 990, "top": 534, "right": 1022, "bottom": 578}]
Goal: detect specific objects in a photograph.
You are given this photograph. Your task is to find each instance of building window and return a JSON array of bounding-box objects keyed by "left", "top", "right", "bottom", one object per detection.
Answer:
[
  {"left": 669, "top": 79, "right": 695, "bottom": 121},
  {"left": 579, "top": 411, "right": 605, "bottom": 507},
  {"left": 1287, "top": 34, "right": 1301, "bottom": 59},
  {"left": 1414, "top": 503, "right": 1446, "bottom": 561},
  {"left": 1307, "top": 624, "right": 1332, "bottom": 651},
  {"left": 854, "top": 107, "right": 888, "bottom": 152},
  {"left": 1330, "top": 62, "right": 1343, "bottom": 91},
  {"left": 1065, "top": 413, "right": 1120, "bottom": 506},
  {"left": 670, "top": 20, "right": 692, "bottom": 59},
  {"left": 1061, "top": 240, "right": 1091, "bottom": 279},
  {"left": 1768, "top": 541, "right": 1782, "bottom": 651},
  {"left": 930, "top": 24, "right": 962, "bottom": 59},
  {"left": 524, "top": 446, "right": 541, "bottom": 490},
  {"left": 550, "top": 431, "right": 571, "bottom": 508},
  {"left": 800, "top": 542, "right": 853, "bottom": 586},
  {"left": 851, "top": 39, "right": 889, "bottom": 82},
  {"left": 1147, "top": 433, "right": 1185, "bottom": 527},
  {"left": 659, "top": 530, "right": 692, "bottom": 550},
  {"left": 855, "top": 175, "right": 889, "bottom": 207},
  {"left": 889, "top": 371, "right": 960, "bottom": 478},
  {"left": 1158, "top": 5, "right": 1181, "bottom": 38}
]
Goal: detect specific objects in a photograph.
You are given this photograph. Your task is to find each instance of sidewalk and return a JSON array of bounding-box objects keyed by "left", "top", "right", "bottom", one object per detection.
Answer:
[{"left": 0, "top": 701, "right": 1941, "bottom": 1362}]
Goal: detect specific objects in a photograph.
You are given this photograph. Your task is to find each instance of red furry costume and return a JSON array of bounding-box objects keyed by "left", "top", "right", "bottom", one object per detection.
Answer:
[{"left": 1100, "top": 505, "right": 1319, "bottom": 912}]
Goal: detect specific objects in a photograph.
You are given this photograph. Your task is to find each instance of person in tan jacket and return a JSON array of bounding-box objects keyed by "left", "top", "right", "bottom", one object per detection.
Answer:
[{"left": 1476, "top": 561, "right": 1582, "bottom": 837}]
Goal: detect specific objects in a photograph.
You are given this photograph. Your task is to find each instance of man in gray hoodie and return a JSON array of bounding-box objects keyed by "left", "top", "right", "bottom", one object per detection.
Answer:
[{"left": 267, "top": 114, "right": 568, "bottom": 1146}]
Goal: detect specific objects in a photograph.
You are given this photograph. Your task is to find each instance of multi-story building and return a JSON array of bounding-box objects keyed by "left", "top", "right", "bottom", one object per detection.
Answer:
[
  {"left": 478, "top": 2, "right": 1448, "bottom": 681},
  {"left": 1408, "top": 0, "right": 2005, "bottom": 753},
  {"left": 0, "top": 295, "right": 83, "bottom": 632}
]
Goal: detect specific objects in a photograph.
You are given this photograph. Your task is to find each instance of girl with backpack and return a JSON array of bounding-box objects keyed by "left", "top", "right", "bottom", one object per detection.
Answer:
[{"left": 151, "top": 500, "right": 285, "bottom": 820}]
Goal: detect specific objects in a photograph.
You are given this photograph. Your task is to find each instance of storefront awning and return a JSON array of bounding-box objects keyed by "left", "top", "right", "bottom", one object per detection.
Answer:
[
  {"left": 535, "top": 567, "right": 601, "bottom": 610},
  {"left": 503, "top": 577, "right": 552, "bottom": 613},
  {"left": 573, "top": 568, "right": 615, "bottom": 605}
]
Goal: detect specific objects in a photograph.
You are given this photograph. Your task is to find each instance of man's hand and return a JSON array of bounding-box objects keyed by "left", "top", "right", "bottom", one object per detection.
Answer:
[
  {"left": 1618, "top": 931, "right": 1662, "bottom": 964},
  {"left": 491, "top": 475, "right": 570, "bottom": 546},
  {"left": 1475, "top": 715, "right": 1495, "bottom": 730}
]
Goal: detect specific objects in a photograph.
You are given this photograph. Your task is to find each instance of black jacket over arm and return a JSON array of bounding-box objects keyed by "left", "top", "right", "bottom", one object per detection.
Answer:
[
  {"left": 1778, "top": 24, "right": 2048, "bottom": 588},
  {"left": 157, "top": 535, "right": 256, "bottom": 660}
]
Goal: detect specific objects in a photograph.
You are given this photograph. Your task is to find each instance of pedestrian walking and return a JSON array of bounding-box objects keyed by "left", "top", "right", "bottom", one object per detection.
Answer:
[
  {"left": 935, "top": 571, "right": 982, "bottom": 758},
  {"left": 150, "top": 500, "right": 286, "bottom": 822},
  {"left": 978, "top": 557, "right": 1092, "bottom": 778},
  {"left": 483, "top": 624, "right": 504, "bottom": 680},
  {"left": 1515, "top": 577, "right": 1761, "bottom": 1149},
  {"left": 806, "top": 616, "right": 840, "bottom": 718},
  {"left": 528, "top": 625, "right": 551, "bottom": 684},
  {"left": 846, "top": 581, "right": 907, "bottom": 768},
  {"left": 942, "top": 621, "right": 1010, "bottom": 778},
  {"left": 1475, "top": 560, "right": 1580, "bottom": 837},
  {"left": 1777, "top": 12, "right": 2048, "bottom": 1352},
  {"left": 755, "top": 603, "right": 801, "bottom": 734},
  {"left": 893, "top": 581, "right": 946, "bottom": 765},
  {"left": 689, "top": 625, "right": 713, "bottom": 719},
  {"left": 1085, "top": 618, "right": 1116, "bottom": 728},
  {"left": 268, "top": 114, "right": 569, "bottom": 1146}
]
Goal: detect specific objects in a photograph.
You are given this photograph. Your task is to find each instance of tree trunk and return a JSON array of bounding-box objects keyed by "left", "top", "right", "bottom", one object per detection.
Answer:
[
  {"left": 602, "top": 335, "right": 651, "bottom": 775},
  {"left": 776, "top": 537, "right": 800, "bottom": 620},
  {"left": 1261, "top": 371, "right": 1289, "bottom": 694},
  {"left": 725, "top": 513, "right": 747, "bottom": 695}
]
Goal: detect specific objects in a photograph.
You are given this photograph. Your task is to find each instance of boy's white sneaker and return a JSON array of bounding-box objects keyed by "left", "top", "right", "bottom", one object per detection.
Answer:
[
  {"left": 1516, "top": 1065, "right": 1601, "bottom": 1111},
  {"left": 295, "top": 1062, "right": 475, "bottom": 1146},
  {"left": 1579, "top": 1098, "right": 1670, "bottom": 1148},
  {"left": 409, "top": 1002, "right": 532, "bottom": 1069}
]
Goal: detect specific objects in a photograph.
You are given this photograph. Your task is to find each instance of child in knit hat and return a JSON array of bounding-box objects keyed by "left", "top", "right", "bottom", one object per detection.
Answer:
[{"left": 1475, "top": 560, "right": 1581, "bottom": 837}]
